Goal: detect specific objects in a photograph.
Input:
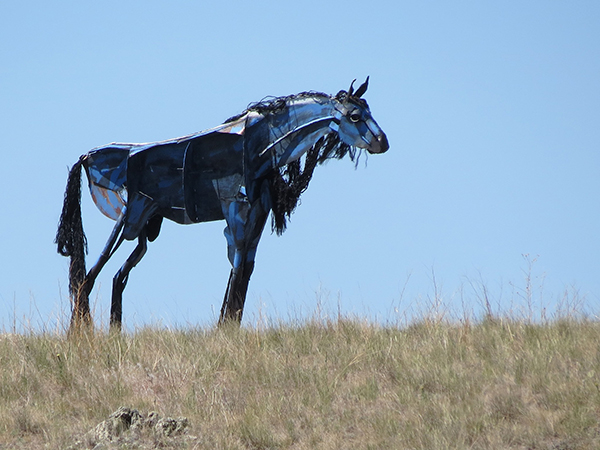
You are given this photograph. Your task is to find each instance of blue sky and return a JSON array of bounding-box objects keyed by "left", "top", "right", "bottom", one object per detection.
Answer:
[{"left": 1, "top": 1, "right": 598, "bottom": 330}]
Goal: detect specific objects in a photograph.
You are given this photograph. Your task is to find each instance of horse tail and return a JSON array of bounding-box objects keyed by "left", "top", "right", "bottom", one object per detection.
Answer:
[{"left": 55, "top": 155, "right": 88, "bottom": 299}]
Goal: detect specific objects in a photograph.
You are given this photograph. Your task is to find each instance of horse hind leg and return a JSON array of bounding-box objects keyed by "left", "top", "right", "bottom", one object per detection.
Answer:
[
  {"left": 110, "top": 231, "right": 148, "bottom": 329},
  {"left": 69, "top": 213, "right": 125, "bottom": 333},
  {"left": 82, "top": 214, "right": 126, "bottom": 296}
]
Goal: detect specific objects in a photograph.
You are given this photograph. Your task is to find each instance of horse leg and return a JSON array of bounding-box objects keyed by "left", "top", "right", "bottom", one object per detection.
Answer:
[
  {"left": 82, "top": 214, "right": 126, "bottom": 298},
  {"left": 110, "top": 232, "right": 148, "bottom": 329},
  {"left": 219, "top": 197, "right": 269, "bottom": 325},
  {"left": 70, "top": 214, "right": 125, "bottom": 331},
  {"left": 219, "top": 260, "right": 257, "bottom": 323}
]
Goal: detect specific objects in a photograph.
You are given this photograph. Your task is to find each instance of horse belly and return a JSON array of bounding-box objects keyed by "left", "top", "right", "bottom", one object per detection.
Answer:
[
  {"left": 181, "top": 181, "right": 225, "bottom": 223},
  {"left": 183, "top": 133, "right": 243, "bottom": 223},
  {"left": 127, "top": 143, "right": 191, "bottom": 225}
]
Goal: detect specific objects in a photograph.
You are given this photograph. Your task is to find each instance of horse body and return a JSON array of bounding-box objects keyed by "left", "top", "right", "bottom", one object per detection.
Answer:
[
  {"left": 84, "top": 121, "right": 248, "bottom": 226},
  {"left": 56, "top": 78, "right": 388, "bottom": 330}
]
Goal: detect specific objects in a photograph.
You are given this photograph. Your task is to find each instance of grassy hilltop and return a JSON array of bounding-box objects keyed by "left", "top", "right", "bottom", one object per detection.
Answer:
[{"left": 1, "top": 315, "right": 599, "bottom": 449}]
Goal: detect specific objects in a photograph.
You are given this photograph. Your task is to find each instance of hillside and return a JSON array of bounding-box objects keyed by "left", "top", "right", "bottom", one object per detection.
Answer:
[{"left": 1, "top": 317, "right": 599, "bottom": 449}]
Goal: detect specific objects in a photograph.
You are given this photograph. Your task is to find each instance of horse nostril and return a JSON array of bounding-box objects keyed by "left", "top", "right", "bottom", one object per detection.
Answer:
[{"left": 378, "top": 133, "right": 389, "bottom": 153}]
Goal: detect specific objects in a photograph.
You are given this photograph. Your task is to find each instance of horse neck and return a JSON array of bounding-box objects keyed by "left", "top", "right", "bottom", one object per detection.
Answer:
[{"left": 265, "top": 96, "right": 340, "bottom": 167}]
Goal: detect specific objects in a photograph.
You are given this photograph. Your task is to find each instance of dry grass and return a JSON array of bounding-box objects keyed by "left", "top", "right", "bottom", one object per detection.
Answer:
[{"left": 1, "top": 315, "right": 599, "bottom": 449}]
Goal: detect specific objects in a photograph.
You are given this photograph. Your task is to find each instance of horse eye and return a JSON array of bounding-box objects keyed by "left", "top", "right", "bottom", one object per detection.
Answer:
[{"left": 349, "top": 113, "right": 361, "bottom": 123}]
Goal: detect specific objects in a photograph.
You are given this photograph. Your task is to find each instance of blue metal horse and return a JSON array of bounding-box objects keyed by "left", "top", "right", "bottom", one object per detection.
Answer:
[{"left": 56, "top": 78, "right": 389, "bottom": 329}]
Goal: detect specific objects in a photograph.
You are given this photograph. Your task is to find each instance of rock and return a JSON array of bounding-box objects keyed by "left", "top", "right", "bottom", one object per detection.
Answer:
[
  {"left": 155, "top": 416, "right": 189, "bottom": 437},
  {"left": 91, "top": 407, "right": 144, "bottom": 442},
  {"left": 70, "top": 406, "right": 189, "bottom": 449}
]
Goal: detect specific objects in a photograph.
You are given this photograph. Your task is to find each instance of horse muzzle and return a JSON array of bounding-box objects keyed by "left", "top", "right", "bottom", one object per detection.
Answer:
[{"left": 367, "top": 132, "right": 389, "bottom": 154}]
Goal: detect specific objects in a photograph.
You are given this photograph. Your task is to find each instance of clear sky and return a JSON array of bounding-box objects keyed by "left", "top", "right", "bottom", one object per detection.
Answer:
[{"left": 1, "top": 1, "right": 598, "bottom": 330}]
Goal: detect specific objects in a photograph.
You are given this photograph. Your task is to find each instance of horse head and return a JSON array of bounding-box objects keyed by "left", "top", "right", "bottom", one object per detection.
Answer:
[{"left": 335, "top": 77, "right": 389, "bottom": 154}]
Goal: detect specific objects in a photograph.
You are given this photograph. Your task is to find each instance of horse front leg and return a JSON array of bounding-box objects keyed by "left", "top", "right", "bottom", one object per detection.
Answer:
[
  {"left": 219, "top": 197, "right": 268, "bottom": 325},
  {"left": 219, "top": 260, "right": 256, "bottom": 324}
]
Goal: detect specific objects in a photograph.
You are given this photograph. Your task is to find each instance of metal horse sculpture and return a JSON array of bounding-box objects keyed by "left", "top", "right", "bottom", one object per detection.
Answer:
[{"left": 56, "top": 78, "right": 389, "bottom": 330}]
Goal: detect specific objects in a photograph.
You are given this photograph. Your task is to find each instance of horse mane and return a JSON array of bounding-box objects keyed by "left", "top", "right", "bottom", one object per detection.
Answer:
[
  {"left": 269, "top": 131, "right": 356, "bottom": 235},
  {"left": 225, "top": 88, "right": 369, "bottom": 125},
  {"left": 225, "top": 91, "right": 333, "bottom": 123}
]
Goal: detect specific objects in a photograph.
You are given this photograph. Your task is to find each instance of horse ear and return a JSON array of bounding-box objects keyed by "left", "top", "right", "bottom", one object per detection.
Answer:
[
  {"left": 348, "top": 79, "right": 356, "bottom": 97},
  {"left": 354, "top": 76, "right": 369, "bottom": 98}
]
